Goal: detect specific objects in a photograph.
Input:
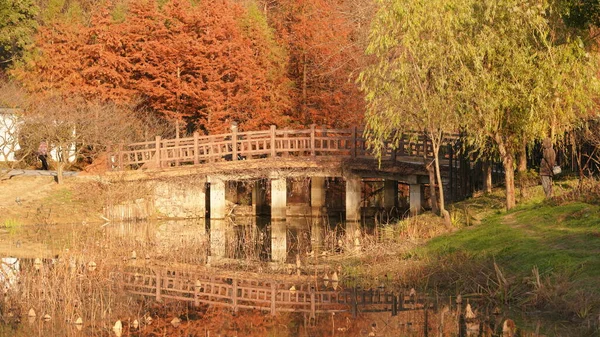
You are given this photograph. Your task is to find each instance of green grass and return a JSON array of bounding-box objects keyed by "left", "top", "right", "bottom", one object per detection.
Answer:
[
  {"left": 422, "top": 200, "right": 600, "bottom": 287},
  {"left": 2, "top": 219, "right": 22, "bottom": 235}
]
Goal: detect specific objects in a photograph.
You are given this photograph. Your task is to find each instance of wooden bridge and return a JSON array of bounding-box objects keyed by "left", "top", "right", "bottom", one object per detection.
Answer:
[
  {"left": 108, "top": 125, "right": 449, "bottom": 171},
  {"left": 119, "top": 266, "right": 432, "bottom": 319},
  {"left": 103, "top": 125, "right": 472, "bottom": 225}
]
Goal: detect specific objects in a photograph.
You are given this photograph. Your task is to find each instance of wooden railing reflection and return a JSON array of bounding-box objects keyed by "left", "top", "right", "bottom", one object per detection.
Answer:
[{"left": 118, "top": 267, "right": 432, "bottom": 318}]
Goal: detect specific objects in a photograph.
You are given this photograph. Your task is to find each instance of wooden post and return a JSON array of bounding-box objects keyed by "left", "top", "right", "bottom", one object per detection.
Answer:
[
  {"left": 351, "top": 126, "right": 357, "bottom": 158},
  {"left": 270, "top": 125, "right": 276, "bottom": 157},
  {"left": 155, "top": 269, "right": 162, "bottom": 301},
  {"left": 194, "top": 280, "right": 200, "bottom": 307},
  {"left": 392, "top": 294, "right": 398, "bottom": 316},
  {"left": 282, "top": 129, "right": 289, "bottom": 157},
  {"left": 232, "top": 278, "right": 238, "bottom": 312},
  {"left": 208, "top": 135, "right": 215, "bottom": 163},
  {"left": 270, "top": 282, "right": 277, "bottom": 315},
  {"left": 231, "top": 123, "right": 238, "bottom": 161},
  {"left": 155, "top": 136, "right": 162, "bottom": 168},
  {"left": 210, "top": 275, "right": 215, "bottom": 302},
  {"left": 310, "top": 124, "right": 316, "bottom": 156},
  {"left": 310, "top": 290, "right": 316, "bottom": 320},
  {"left": 399, "top": 291, "right": 404, "bottom": 311},
  {"left": 193, "top": 132, "right": 199, "bottom": 165},
  {"left": 321, "top": 125, "right": 328, "bottom": 150}
]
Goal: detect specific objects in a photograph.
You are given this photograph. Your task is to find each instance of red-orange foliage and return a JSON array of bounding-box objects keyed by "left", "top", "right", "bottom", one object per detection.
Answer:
[
  {"left": 268, "top": 0, "right": 366, "bottom": 128},
  {"left": 13, "top": 0, "right": 293, "bottom": 134},
  {"left": 12, "top": 0, "right": 368, "bottom": 133}
]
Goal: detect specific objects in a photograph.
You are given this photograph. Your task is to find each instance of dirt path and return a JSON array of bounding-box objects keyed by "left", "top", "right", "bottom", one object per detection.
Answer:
[{"left": 0, "top": 176, "right": 58, "bottom": 224}]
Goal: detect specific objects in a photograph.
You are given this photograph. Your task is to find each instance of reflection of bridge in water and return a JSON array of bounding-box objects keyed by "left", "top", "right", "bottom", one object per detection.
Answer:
[
  {"left": 120, "top": 264, "right": 433, "bottom": 320},
  {"left": 106, "top": 126, "right": 468, "bottom": 262}
]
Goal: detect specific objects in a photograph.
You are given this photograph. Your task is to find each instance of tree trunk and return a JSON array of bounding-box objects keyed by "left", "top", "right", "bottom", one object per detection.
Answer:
[
  {"left": 426, "top": 160, "right": 439, "bottom": 215},
  {"left": 433, "top": 143, "right": 451, "bottom": 225},
  {"left": 482, "top": 159, "right": 492, "bottom": 194},
  {"left": 302, "top": 53, "right": 308, "bottom": 124},
  {"left": 503, "top": 156, "right": 516, "bottom": 209},
  {"left": 516, "top": 141, "right": 527, "bottom": 173},
  {"left": 57, "top": 161, "right": 64, "bottom": 185},
  {"left": 497, "top": 145, "right": 516, "bottom": 209}
]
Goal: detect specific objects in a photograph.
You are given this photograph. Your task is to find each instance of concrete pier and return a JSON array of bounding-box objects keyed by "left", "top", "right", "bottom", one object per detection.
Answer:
[
  {"left": 383, "top": 179, "right": 398, "bottom": 210},
  {"left": 345, "top": 175, "right": 361, "bottom": 223},
  {"left": 311, "top": 177, "right": 326, "bottom": 217},
  {"left": 271, "top": 178, "right": 287, "bottom": 220},
  {"left": 209, "top": 177, "right": 226, "bottom": 219},
  {"left": 409, "top": 183, "right": 424, "bottom": 215}
]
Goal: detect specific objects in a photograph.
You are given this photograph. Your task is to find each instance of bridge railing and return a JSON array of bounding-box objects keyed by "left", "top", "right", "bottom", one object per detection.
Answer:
[
  {"left": 109, "top": 125, "right": 442, "bottom": 171},
  {"left": 118, "top": 266, "right": 432, "bottom": 318}
]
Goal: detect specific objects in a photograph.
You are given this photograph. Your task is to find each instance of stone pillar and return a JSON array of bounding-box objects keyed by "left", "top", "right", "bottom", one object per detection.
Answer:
[
  {"left": 384, "top": 179, "right": 398, "bottom": 210},
  {"left": 209, "top": 177, "right": 226, "bottom": 219},
  {"left": 252, "top": 180, "right": 267, "bottom": 216},
  {"left": 311, "top": 177, "right": 326, "bottom": 215},
  {"left": 271, "top": 220, "right": 287, "bottom": 263},
  {"left": 345, "top": 175, "right": 361, "bottom": 223},
  {"left": 271, "top": 178, "right": 287, "bottom": 221},
  {"left": 310, "top": 176, "right": 326, "bottom": 251},
  {"left": 409, "top": 183, "right": 423, "bottom": 215}
]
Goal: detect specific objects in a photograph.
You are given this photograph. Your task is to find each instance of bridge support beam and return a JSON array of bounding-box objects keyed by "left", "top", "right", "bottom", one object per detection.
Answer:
[
  {"left": 271, "top": 220, "right": 287, "bottom": 263},
  {"left": 384, "top": 179, "right": 398, "bottom": 210},
  {"left": 409, "top": 183, "right": 424, "bottom": 215},
  {"left": 345, "top": 175, "right": 361, "bottom": 223},
  {"left": 209, "top": 177, "right": 226, "bottom": 219},
  {"left": 271, "top": 178, "right": 287, "bottom": 221}
]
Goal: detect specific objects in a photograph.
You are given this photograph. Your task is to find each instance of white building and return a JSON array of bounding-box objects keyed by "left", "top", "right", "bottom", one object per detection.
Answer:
[
  {"left": 0, "top": 108, "right": 21, "bottom": 162},
  {"left": 0, "top": 107, "right": 76, "bottom": 163}
]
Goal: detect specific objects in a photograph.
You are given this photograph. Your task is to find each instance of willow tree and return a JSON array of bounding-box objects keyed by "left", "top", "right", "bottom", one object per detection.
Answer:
[
  {"left": 360, "top": 0, "right": 599, "bottom": 211},
  {"left": 358, "top": 0, "right": 472, "bottom": 219},
  {"left": 460, "top": 0, "right": 599, "bottom": 209}
]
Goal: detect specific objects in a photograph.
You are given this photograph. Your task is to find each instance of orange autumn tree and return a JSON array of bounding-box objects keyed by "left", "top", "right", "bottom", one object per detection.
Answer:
[
  {"left": 13, "top": 0, "right": 292, "bottom": 134},
  {"left": 268, "top": 0, "right": 366, "bottom": 128}
]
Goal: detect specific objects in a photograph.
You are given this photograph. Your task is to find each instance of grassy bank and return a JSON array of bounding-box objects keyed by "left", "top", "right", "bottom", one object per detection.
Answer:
[{"left": 343, "top": 178, "right": 600, "bottom": 335}]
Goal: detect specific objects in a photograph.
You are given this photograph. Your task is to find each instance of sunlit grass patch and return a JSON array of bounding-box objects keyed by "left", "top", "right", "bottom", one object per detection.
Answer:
[
  {"left": 2, "top": 218, "right": 22, "bottom": 235},
  {"left": 423, "top": 201, "right": 600, "bottom": 277}
]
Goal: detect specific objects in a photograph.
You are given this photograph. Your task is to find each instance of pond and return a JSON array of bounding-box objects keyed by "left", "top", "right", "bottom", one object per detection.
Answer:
[{"left": 0, "top": 218, "right": 594, "bottom": 337}]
